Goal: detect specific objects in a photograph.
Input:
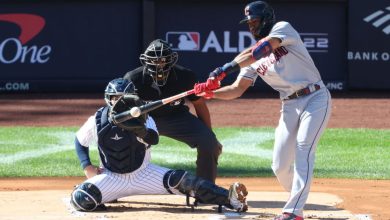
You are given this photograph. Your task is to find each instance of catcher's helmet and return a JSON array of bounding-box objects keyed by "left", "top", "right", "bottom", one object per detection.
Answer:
[
  {"left": 139, "top": 39, "right": 178, "bottom": 86},
  {"left": 240, "top": 1, "right": 275, "bottom": 39},
  {"left": 104, "top": 78, "right": 136, "bottom": 107}
]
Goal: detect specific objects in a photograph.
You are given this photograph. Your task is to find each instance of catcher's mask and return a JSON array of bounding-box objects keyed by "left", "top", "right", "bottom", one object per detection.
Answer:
[
  {"left": 104, "top": 78, "right": 136, "bottom": 107},
  {"left": 139, "top": 39, "right": 178, "bottom": 86},
  {"left": 239, "top": 1, "right": 275, "bottom": 40}
]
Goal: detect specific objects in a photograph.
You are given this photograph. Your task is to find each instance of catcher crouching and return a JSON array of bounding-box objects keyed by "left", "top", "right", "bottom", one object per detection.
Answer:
[{"left": 70, "top": 78, "right": 248, "bottom": 212}]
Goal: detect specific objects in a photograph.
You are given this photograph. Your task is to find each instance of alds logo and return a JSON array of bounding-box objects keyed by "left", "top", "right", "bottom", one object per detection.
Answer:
[{"left": 0, "top": 13, "right": 52, "bottom": 64}]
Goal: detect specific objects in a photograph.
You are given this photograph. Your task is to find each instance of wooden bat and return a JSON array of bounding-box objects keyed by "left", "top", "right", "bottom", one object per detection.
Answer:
[{"left": 113, "top": 89, "right": 195, "bottom": 123}]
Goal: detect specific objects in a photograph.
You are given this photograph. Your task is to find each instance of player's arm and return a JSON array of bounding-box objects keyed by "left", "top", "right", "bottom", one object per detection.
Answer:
[
  {"left": 191, "top": 97, "right": 212, "bottom": 129},
  {"left": 212, "top": 77, "right": 253, "bottom": 100},
  {"left": 142, "top": 116, "right": 159, "bottom": 145},
  {"left": 208, "top": 37, "right": 281, "bottom": 79},
  {"left": 233, "top": 37, "right": 281, "bottom": 68},
  {"left": 194, "top": 37, "right": 281, "bottom": 96},
  {"left": 75, "top": 116, "right": 102, "bottom": 179}
]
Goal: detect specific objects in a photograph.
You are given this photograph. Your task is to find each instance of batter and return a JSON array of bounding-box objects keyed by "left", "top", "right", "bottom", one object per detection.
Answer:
[{"left": 193, "top": 1, "right": 332, "bottom": 219}]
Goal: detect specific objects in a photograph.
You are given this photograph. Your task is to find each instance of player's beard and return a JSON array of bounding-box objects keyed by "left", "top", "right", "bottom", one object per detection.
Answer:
[{"left": 249, "top": 23, "right": 262, "bottom": 40}]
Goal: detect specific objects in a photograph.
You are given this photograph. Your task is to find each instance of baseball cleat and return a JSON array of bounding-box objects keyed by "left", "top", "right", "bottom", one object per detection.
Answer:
[
  {"left": 228, "top": 182, "right": 248, "bottom": 212},
  {"left": 274, "top": 212, "right": 304, "bottom": 220}
]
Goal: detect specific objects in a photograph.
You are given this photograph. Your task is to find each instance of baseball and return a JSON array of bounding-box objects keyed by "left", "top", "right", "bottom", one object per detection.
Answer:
[{"left": 130, "top": 107, "right": 141, "bottom": 117}]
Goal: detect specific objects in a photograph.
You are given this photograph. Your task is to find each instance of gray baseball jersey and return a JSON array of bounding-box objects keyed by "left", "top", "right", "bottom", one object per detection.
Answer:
[
  {"left": 238, "top": 21, "right": 332, "bottom": 216},
  {"left": 239, "top": 21, "right": 323, "bottom": 100}
]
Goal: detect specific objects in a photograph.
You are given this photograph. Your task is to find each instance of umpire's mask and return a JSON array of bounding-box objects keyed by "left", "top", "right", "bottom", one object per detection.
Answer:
[{"left": 139, "top": 39, "right": 178, "bottom": 87}]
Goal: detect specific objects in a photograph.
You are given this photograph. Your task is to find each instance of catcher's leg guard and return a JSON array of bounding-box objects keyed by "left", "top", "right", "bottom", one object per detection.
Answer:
[
  {"left": 164, "top": 169, "right": 230, "bottom": 206},
  {"left": 70, "top": 183, "right": 102, "bottom": 211}
]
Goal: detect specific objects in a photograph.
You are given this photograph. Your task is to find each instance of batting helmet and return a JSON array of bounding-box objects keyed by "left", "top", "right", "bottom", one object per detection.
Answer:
[
  {"left": 239, "top": 1, "right": 275, "bottom": 39},
  {"left": 139, "top": 39, "right": 178, "bottom": 86},
  {"left": 104, "top": 78, "right": 136, "bottom": 107}
]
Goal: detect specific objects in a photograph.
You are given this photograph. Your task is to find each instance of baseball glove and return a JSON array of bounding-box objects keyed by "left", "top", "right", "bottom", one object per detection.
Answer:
[{"left": 110, "top": 95, "right": 148, "bottom": 137}]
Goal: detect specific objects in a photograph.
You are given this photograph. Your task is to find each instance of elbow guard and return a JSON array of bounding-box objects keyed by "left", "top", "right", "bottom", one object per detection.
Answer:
[{"left": 251, "top": 40, "right": 272, "bottom": 60}]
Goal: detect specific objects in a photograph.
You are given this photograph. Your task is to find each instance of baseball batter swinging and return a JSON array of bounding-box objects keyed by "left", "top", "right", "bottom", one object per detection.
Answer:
[
  {"left": 70, "top": 78, "right": 248, "bottom": 213},
  {"left": 194, "top": 1, "right": 332, "bottom": 220}
]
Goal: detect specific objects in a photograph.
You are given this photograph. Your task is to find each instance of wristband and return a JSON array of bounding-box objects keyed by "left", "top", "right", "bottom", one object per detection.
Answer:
[{"left": 221, "top": 61, "right": 240, "bottom": 75}]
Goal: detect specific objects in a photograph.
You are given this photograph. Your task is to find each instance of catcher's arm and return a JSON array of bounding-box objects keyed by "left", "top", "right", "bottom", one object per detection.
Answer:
[{"left": 75, "top": 137, "right": 102, "bottom": 179}]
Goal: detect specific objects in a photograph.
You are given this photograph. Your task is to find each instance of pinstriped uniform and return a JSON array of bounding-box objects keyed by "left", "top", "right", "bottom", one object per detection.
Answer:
[
  {"left": 239, "top": 21, "right": 332, "bottom": 216},
  {"left": 76, "top": 115, "right": 179, "bottom": 203}
]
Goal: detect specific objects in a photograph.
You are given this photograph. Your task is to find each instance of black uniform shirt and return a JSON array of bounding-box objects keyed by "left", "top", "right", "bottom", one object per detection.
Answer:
[{"left": 124, "top": 65, "right": 200, "bottom": 117}]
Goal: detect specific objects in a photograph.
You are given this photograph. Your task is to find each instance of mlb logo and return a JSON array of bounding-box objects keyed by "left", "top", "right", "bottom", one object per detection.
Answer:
[{"left": 166, "top": 32, "right": 200, "bottom": 51}]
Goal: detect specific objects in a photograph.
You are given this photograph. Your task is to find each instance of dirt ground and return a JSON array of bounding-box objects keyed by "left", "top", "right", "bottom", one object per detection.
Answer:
[{"left": 0, "top": 91, "right": 389, "bottom": 219}]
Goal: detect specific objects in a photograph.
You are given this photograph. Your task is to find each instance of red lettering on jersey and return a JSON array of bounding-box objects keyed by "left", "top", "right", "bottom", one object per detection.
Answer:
[{"left": 255, "top": 46, "right": 288, "bottom": 76}]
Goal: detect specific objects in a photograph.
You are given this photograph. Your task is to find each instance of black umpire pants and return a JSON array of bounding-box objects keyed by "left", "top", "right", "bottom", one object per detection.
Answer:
[{"left": 153, "top": 111, "right": 222, "bottom": 183}]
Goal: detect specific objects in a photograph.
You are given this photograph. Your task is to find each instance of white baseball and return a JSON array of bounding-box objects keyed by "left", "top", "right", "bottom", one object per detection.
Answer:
[{"left": 130, "top": 107, "right": 141, "bottom": 117}]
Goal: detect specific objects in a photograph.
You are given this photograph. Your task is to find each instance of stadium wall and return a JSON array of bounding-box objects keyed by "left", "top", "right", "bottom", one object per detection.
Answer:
[{"left": 0, "top": 0, "right": 388, "bottom": 93}]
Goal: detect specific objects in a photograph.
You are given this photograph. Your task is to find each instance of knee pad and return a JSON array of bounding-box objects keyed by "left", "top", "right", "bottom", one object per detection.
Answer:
[
  {"left": 70, "top": 183, "right": 102, "bottom": 211},
  {"left": 163, "top": 169, "right": 187, "bottom": 194}
]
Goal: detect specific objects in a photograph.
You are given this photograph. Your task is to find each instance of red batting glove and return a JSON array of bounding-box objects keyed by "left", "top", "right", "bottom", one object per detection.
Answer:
[
  {"left": 205, "top": 77, "right": 220, "bottom": 90},
  {"left": 193, "top": 78, "right": 220, "bottom": 95},
  {"left": 194, "top": 82, "right": 208, "bottom": 95}
]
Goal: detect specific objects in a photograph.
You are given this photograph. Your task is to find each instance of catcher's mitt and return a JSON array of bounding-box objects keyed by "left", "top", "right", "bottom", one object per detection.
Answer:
[{"left": 110, "top": 95, "right": 148, "bottom": 137}]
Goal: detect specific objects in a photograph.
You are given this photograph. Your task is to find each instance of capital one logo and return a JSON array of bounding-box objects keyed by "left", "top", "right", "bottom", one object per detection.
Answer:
[
  {"left": 0, "top": 13, "right": 52, "bottom": 64},
  {"left": 363, "top": 6, "right": 390, "bottom": 35}
]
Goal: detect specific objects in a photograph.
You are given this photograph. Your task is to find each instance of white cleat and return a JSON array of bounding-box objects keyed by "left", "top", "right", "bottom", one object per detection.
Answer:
[{"left": 228, "top": 182, "right": 248, "bottom": 212}]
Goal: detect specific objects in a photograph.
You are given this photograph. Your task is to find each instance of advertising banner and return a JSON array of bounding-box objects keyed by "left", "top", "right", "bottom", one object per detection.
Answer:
[
  {"left": 0, "top": 1, "right": 141, "bottom": 92},
  {"left": 348, "top": 1, "right": 390, "bottom": 89},
  {"left": 156, "top": 1, "right": 347, "bottom": 91}
]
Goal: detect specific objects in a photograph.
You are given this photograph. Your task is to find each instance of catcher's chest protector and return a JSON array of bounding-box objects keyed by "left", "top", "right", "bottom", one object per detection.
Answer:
[{"left": 96, "top": 107, "right": 146, "bottom": 173}]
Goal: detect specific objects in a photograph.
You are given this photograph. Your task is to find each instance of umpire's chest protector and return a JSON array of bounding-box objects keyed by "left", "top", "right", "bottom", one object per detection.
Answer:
[{"left": 95, "top": 107, "right": 146, "bottom": 173}]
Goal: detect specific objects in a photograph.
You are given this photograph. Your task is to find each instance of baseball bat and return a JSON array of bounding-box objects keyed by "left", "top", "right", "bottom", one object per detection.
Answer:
[{"left": 112, "top": 89, "right": 195, "bottom": 124}]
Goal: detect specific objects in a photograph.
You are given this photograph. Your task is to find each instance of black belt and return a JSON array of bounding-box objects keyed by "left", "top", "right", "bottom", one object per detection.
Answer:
[{"left": 285, "top": 84, "right": 321, "bottom": 100}]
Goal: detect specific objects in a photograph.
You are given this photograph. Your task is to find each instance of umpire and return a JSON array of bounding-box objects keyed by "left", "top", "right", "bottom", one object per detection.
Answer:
[{"left": 123, "top": 39, "right": 222, "bottom": 183}]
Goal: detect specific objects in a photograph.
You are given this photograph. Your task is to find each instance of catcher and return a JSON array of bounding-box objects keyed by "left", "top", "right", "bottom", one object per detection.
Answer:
[{"left": 70, "top": 78, "right": 248, "bottom": 212}]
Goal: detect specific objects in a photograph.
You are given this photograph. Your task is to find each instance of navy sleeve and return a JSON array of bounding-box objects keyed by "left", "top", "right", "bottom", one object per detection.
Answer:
[
  {"left": 142, "top": 129, "right": 159, "bottom": 145},
  {"left": 75, "top": 137, "right": 91, "bottom": 169}
]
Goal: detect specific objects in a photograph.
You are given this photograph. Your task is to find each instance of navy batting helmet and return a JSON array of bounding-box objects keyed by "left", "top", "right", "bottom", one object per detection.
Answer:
[
  {"left": 139, "top": 39, "right": 178, "bottom": 86},
  {"left": 240, "top": 1, "right": 275, "bottom": 39},
  {"left": 104, "top": 78, "right": 136, "bottom": 107}
]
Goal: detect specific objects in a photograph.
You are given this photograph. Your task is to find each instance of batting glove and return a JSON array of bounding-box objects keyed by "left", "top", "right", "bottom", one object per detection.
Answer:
[{"left": 193, "top": 78, "right": 220, "bottom": 95}]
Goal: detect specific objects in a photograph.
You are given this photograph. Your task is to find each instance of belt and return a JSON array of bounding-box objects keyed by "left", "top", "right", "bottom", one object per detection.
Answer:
[{"left": 285, "top": 84, "right": 321, "bottom": 100}]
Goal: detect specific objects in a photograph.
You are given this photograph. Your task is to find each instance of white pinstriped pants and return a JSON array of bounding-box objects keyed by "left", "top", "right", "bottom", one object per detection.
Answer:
[
  {"left": 271, "top": 86, "right": 332, "bottom": 216},
  {"left": 83, "top": 149, "right": 176, "bottom": 203}
]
